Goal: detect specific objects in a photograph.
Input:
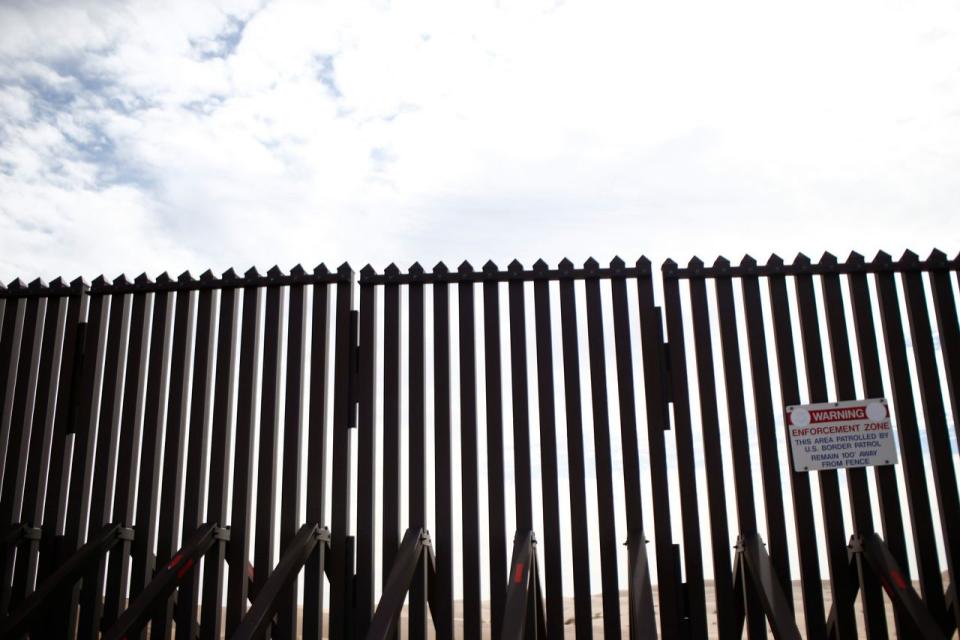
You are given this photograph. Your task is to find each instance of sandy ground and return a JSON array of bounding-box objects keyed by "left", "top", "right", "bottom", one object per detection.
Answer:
[{"left": 270, "top": 580, "right": 915, "bottom": 638}]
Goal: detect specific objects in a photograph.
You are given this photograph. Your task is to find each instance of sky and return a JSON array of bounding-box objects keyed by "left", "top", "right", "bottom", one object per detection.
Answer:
[{"left": 1, "top": 0, "right": 959, "bottom": 283}]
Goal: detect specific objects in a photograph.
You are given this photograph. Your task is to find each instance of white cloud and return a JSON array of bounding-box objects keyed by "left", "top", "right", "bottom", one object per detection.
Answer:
[{"left": 0, "top": 0, "right": 958, "bottom": 278}]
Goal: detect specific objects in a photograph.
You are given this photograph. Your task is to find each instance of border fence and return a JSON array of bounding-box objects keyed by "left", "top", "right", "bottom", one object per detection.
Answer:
[{"left": 0, "top": 250, "right": 958, "bottom": 639}]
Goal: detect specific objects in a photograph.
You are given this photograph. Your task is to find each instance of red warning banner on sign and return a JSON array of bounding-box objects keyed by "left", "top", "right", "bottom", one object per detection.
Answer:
[{"left": 787, "top": 404, "right": 889, "bottom": 425}]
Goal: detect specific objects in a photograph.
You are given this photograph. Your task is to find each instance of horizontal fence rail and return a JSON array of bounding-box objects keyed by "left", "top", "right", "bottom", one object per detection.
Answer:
[{"left": 0, "top": 250, "right": 957, "bottom": 639}]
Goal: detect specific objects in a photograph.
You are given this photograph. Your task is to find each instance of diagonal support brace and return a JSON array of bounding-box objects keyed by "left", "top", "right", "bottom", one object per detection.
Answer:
[
  {"left": 500, "top": 530, "right": 547, "bottom": 640},
  {"left": 626, "top": 533, "right": 658, "bottom": 639},
  {"left": 0, "top": 523, "right": 122, "bottom": 638},
  {"left": 367, "top": 527, "right": 433, "bottom": 640},
  {"left": 102, "top": 523, "right": 222, "bottom": 640},
  {"left": 855, "top": 533, "right": 947, "bottom": 640},
  {"left": 735, "top": 533, "right": 801, "bottom": 640},
  {"left": 230, "top": 524, "right": 330, "bottom": 640}
]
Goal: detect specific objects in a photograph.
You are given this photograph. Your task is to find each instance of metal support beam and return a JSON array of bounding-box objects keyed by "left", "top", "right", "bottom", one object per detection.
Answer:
[
  {"left": 824, "top": 546, "right": 864, "bottom": 639},
  {"left": 102, "top": 523, "right": 224, "bottom": 640},
  {"left": 500, "top": 530, "right": 547, "bottom": 640},
  {"left": 856, "top": 533, "right": 948, "bottom": 640},
  {"left": 735, "top": 533, "right": 802, "bottom": 640},
  {"left": 230, "top": 524, "right": 329, "bottom": 640},
  {"left": 946, "top": 582, "right": 956, "bottom": 636},
  {"left": 731, "top": 549, "right": 753, "bottom": 639},
  {"left": 0, "top": 523, "right": 123, "bottom": 638},
  {"left": 627, "top": 535, "right": 658, "bottom": 639},
  {"left": 367, "top": 527, "right": 433, "bottom": 640},
  {"left": 1, "top": 524, "right": 41, "bottom": 545}
]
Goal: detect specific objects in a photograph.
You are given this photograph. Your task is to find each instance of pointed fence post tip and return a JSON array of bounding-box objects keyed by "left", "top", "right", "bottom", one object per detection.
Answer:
[
  {"left": 766, "top": 253, "right": 784, "bottom": 268},
  {"left": 927, "top": 248, "right": 947, "bottom": 264},
  {"left": 314, "top": 263, "right": 329, "bottom": 275},
  {"left": 846, "top": 251, "right": 865, "bottom": 267},
  {"left": 433, "top": 261, "right": 448, "bottom": 275},
  {"left": 558, "top": 258, "right": 574, "bottom": 273},
  {"left": 289, "top": 264, "right": 306, "bottom": 277},
  {"left": 458, "top": 260, "right": 473, "bottom": 273},
  {"left": 244, "top": 266, "right": 261, "bottom": 280},
  {"left": 409, "top": 262, "right": 424, "bottom": 275},
  {"left": 135, "top": 273, "right": 152, "bottom": 286},
  {"left": 533, "top": 258, "right": 549, "bottom": 273},
  {"left": 583, "top": 257, "right": 599, "bottom": 271},
  {"left": 28, "top": 277, "right": 48, "bottom": 290},
  {"left": 713, "top": 256, "right": 730, "bottom": 273},
  {"left": 900, "top": 249, "right": 919, "bottom": 264},
  {"left": 91, "top": 275, "right": 107, "bottom": 288},
  {"left": 50, "top": 277, "right": 66, "bottom": 289},
  {"left": 112, "top": 274, "right": 131, "bottom": 287},
  {"left": 222, "top": 267, "right": 239, "bottom": 280},
  {"left": 178, "top": 270, "right": 195, "bottom": 283},
  {"left": 874, "top": 250, "right": 892, "bottom": 264},
  {"left": 267, "top": 265, "right": 284, "bottom": 279},
  {"left": 609, "top": 256, "right": 625, "bottom": 271},
  {"left": 156, "top": 272, "right": 173, "bottom": 284},
  {"left": 360, "top": 264, "right": 377, "bottom": 278},
  {"left": 508, "top": 259, "right": 524, "bottom": 272},
  {"left": 820, "top": 252, "right": 837, "bottom": 266}
]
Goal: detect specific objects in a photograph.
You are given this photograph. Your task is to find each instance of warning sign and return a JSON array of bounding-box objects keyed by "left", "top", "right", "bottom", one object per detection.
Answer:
[{"left": 786, "top": 399, "right": 897, "bottom": 471}]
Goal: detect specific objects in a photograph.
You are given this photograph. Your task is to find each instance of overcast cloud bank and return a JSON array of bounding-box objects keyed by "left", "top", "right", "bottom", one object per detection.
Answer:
[{"left": 1, "top": 0, "right": 958, "bottom": 280}]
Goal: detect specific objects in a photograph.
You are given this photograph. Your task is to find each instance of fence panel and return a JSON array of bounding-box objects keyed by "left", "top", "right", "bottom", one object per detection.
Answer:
[{"left": 0, "top": 250, "right": 958, "bottom": 639}]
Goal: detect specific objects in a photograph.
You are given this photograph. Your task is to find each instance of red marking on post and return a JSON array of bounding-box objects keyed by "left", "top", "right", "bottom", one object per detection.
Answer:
[
  {"left": 890, "top": 569, "right": 907, "bottom": 589},
  {"left": 167, "top": 553, "right": 182, "bottom": 570},
  {"left": 514, "top": 563, "right": 524, "bottom": 584},
  {"left": 177, "top": 558, "right": 195, "bottom": 579}
]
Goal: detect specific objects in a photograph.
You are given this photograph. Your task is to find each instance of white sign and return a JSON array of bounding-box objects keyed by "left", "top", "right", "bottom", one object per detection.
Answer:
[{"left": 786, "top": 399, "right": 897, "bottom": 471}]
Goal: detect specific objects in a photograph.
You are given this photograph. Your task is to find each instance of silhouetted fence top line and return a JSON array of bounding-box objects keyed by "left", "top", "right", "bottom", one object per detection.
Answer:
[
  {"left": 0, "top": 263, "right": 351, "bottom": 298},
  {"left": 4, "top": 250, "right": 956, "bottom": 299},
  {"left": 665, "top": 249, "right": 960, "bottom": 279}
]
